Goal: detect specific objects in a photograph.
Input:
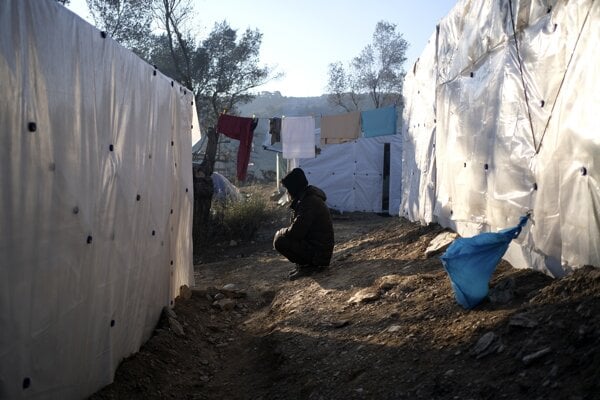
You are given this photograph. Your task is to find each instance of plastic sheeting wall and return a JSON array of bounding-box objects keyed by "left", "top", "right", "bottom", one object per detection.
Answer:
[
  {"left": 401, "top": 0, "right": 599, "bottom": 277},
  {"left": 0, "top": 1, "right": 195, "bottom": 399},
  {"left": 300, "top": 135, "right": 402, "bottom": 215}
]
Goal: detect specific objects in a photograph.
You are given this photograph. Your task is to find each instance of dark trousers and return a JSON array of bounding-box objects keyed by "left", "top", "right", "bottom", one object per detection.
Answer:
[{"left": 273, "top": 230, "right": 313, "bottom": 266}]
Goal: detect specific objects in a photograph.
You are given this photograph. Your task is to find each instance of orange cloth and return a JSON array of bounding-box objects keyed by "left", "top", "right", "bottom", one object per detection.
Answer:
[{"left": 320, "top": 111, "right": 361, "bottom": 145}]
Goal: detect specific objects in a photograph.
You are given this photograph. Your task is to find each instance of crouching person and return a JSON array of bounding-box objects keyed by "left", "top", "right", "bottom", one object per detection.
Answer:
[{"left": 273, "top": 168, "right": 334, "bottom": 280}]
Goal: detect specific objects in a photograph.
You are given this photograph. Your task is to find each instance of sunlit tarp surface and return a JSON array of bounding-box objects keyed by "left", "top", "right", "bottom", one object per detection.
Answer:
[
  {"left": 402, "top": 0, "right": 599, "bottom": 276},
  {"left": 0, "top": 1, "right": 194, "bottom": 398},
  {"left": 300, "top": 135, "right": 402, "bottom": 215}
]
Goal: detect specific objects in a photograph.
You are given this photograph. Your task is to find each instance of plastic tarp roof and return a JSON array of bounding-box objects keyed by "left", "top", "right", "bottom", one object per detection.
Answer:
[
  {"left": 300, "top": 134, "right": 402, "bottom": 215},
  {"left": 401, "top": 0, "right": 599, "bottom": 276},
  {"left": 0, "top": 1, "right": 194, "bottom": 398}
]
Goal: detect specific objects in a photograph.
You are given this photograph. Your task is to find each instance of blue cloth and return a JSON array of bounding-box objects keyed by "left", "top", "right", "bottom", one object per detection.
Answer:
[
  {"left": 441, "top": 216, "right": 529, "bottom": 309},
  {"left": 361, "top": 106, "right": 397, "bottom": 137}
]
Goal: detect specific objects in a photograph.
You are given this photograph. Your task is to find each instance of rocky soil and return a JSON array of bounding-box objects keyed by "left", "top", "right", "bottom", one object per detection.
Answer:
[{"left": 91, "top": 194, "right": 600, "bottom": 400}]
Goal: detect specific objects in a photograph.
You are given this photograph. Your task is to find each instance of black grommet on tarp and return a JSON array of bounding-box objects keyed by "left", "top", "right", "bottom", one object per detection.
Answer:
[
  {"left": 149, "top": 154, "right": 152, "bottom": 159},
  {"left": 541, "top": 100, "right": 545, "bottom": 107},
  {"left": 185, "top": 188, "right": 188, "bottom": 193},
  {"left": 170, "top": 209, "right": 173, "bottom": 214},
  {"left": 110, "top": 320, "right": 115, "bottom": 327},
  {"left": 464, "top": 162, "right": 467, "bottom": 167},
  {"left": 191, "top": 101, "right": 194, "bottom": 106},
  {"left": 484, "top": 163, "right": 489, "bottom": 170},
  {"left": 470, "top": 72, "right": 474, "bottom": 78},
  {"left": 450, "top": 210, "right": 454, "bottom": 215},
  {"left": 170, "top": 260, "right": 173, "bottom": 265},
  {"left": 171, "top": 141, "right": 174, "bottom": 146},
  {"left": 171, "top": 81, "right": 174, "bottom": 87},
  {"left": 533, "top": 183, "right": 538, "bottom": 190},
  {"left": 184, "top": 89, "right": 187, "bottom": 95},
  {"left": 547, "top": 6, "right": 552, "bottom": 13},
  {"left": 581, "top": 167, "right": 588, "bottom": 176},
  {"left": 87, "top": 235, "right": 93, "bottom": 244},
  {"left": 170, "top": 300, "right": 174, "bottom": 305},
  {"left": 109, "top": 144, "right": 114, "bottom": 151},
  {"left": 152, "top": 230, "right": 155, "bottom": 236},
  {"left": 23, "top": 377, "right": 31, "bottom": 389},
  {"left": 100, "top": 31, "right": 107, "bottom": 38},
  {"left": 136, "top": 194, "right": 141, "bottom": 201},
  {"left": 153, "top": 70, "right": 156, "bottom": 76},
  {"left": 72, "top": 206, "right": 79, "bottom": 214},
  {"left": 28, "top": 122, "right": 36, "bottom": 132}
]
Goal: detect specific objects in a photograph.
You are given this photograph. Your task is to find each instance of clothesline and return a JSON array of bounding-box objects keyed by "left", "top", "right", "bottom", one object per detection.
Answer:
[{"left": 217, "top": 106, "right": 398, "bottom": 179}]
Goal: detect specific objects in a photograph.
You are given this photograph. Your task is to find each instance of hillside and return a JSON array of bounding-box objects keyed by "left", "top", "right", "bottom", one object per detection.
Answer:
[{"left": 91, "top": 186, "right": 600, "bottom": 400}]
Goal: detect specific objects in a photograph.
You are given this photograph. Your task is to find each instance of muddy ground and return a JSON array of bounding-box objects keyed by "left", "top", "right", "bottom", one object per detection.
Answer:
[{"left": 91, "top": 189, "right": 600, "bottom": 400}]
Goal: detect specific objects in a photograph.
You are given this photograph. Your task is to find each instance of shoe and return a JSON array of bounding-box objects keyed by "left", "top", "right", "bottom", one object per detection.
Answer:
[{"left": 288, "top": 264, "right": 324, "bottom": 281}]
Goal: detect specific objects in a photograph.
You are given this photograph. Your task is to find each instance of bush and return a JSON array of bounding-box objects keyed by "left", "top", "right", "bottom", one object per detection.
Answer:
[{"left": 201, "top": 190, "right": 270, "bottom": 244}]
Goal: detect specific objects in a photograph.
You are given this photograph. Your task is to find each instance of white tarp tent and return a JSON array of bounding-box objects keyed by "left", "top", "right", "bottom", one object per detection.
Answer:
[
  {"left": 401, "top": 0, "right": 599, "bottom": 277},
  {"left": 0, "top": 1, "right": 197, "bottom": 398},
  {"left": 300, "top": 134, "right": 402, "bottom": 215}
]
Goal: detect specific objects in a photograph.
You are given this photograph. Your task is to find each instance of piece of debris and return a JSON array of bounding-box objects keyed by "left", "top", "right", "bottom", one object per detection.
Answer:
[
  {"left": 229, "top": 240, "right": 237, "bottom": 247},
  {"left": 162, "top": 306, "right": 177, "bottom": 320},
  {"left": 387, "top": 325, "right": 402, "bottom": 333},
  {"left": 168, "top": 317, "right": 185, "bottom": 337},
  {"left": 471, "top": 331, "right": 502, "bottom": 359},
  {"left": 348, "top": 288, "right": 380, "bottom": 304},
  {"left": 522, "top": 347, "right": 552, "bottom": 365},
  {"left": 425, "top": 231, "right": 458, "bottom": 258},
  {"left": 509, "top": 313, "right": 538, "bottom": 328},
  {"left": 489, "top": 277, "right": 515, "bottom": 304},
  {"left": 213, "top": 298, "right": 236, "bottom": 311},
  {"left": 214, "top": 293, "right": 225, "bottom": 300},
  {"left": 179, "top": 284, "right": 192, "bottom": 300}
]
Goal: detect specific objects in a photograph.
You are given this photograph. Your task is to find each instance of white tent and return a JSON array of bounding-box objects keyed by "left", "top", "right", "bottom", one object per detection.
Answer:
[
  {"left": 401, "top": 0, "right": 599, "bottom": 276},
  {"left": 0, "top": 1, "right": 197, "bottom": 398},
  {"left": 300, "top": 133, "right": 402, "bottom": 215}
]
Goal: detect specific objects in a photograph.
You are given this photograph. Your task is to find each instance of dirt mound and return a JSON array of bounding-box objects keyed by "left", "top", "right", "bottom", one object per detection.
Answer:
[{"left": 91, "top": 212, "right": 600, "bottom": 400}]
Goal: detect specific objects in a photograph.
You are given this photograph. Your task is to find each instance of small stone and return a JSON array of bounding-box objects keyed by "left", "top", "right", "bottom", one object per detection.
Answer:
[
  {"left": 223, "top": 283, "right": 238, "bottom": 291},
  {"left": 471, "top": 331, "right": 501, "bottom": 358},
  {"left": 168, "top": 317, "right": 185, "bottom": 336},
  {"left": 229, "top": 240, "right": 237, "bottom": 246},
  {"left": 444, "top": 369, "right": 454, "bottom": 376},
  {"left": 509, "top": 313, "right": 538, "bottom": 328},
  {"left": 213, "top": 298, "right": 236, "bottom": 311},
  {"left": 522, "top": 347, "right": 552, "bottom": 365},
  {"left": 179, "top": 284, "right": 192, "bottom": 300},
  {"left": 214, "top": 293, "right": 225, "bottom": 300},
  {"left": 425, "top": 231, "right": 458, "bottom": 257},
  {"left": 205, "top": 294, "right": 213, "bottom": 301},
  {"left": 163, "top": 306, "right": 177, "bottom": 319},
  {"left": 387, "top": 325, "right": 402, "bottom": 333},
  {"left": 348, "top": 288, "right": 380, "bottom": 304}
]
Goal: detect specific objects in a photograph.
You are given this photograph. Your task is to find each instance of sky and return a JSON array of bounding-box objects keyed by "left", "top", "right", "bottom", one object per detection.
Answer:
[{"left": 67, "top": 0, "right": 458, "bottom": 97}]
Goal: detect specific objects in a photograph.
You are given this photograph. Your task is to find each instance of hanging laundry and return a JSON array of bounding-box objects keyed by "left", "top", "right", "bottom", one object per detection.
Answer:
[
  {"left": 281, "top": 116, "right": 315, "bottom": 159},
  {"left": 320, "top": 110, "right": 361, "bottom": 145},
  {"left": 216, "top": 114, "right": 258, "bottom": 181},
  {"left": 361, "top": 106, "right": 397, "bottom": 137},
  {"left": 269, "top": 117, "right": 282, "bottom": 144}
]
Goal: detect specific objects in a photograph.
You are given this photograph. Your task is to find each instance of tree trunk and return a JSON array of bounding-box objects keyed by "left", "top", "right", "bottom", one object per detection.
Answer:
[{"left": 192, "top": 126, "right": 220, "bottom": 258}]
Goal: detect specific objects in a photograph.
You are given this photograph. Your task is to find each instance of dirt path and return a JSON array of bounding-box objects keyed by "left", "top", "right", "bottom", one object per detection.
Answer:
[{"left": 91, "top": 210, "right": 600, "bottom": 400}]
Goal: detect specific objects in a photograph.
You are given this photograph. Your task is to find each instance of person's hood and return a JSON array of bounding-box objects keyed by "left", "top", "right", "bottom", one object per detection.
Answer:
[
  {"left": 305, "top": 185, "right": 327, "bottom": 202},
  {"left": 281, "top": 168, "right": 308, "bottom": 198}
]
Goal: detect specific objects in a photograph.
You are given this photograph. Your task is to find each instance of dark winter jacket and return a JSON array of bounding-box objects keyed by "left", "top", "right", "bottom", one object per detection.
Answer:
[{"left": 280, "top": 185, "right": 334, "bottom": 266}]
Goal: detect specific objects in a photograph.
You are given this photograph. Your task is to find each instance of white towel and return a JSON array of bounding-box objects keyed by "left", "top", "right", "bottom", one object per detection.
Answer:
[{"left": 282, "top": 116, "right": 315, "bottom": 159}]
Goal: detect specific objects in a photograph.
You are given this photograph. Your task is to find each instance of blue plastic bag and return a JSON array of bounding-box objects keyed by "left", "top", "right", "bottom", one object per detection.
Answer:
[{"left": 441, "top": 216, "right": 529, "bottom": 309}]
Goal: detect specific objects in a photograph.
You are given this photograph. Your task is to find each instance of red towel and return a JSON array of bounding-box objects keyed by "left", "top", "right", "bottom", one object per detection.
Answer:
[{"left": 216, "top": 114, "right": 257, "bottom": 181}]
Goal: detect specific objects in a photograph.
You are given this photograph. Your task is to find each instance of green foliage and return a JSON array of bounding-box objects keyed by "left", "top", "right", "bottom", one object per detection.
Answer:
[
  {"left": 201, "top": 193, "right": 270, "bottom": 244},
  {"left": 327, "top": 21, "right": 408, "bottom": 111},
  {"left": 85, "top": 0, "right": 280, "bottom": 132}
]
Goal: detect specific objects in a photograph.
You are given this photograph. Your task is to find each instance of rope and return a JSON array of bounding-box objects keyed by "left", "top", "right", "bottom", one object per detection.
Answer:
[
  {"left": 508, "top": 0, "right": 537, "bottom": 151},
  {"left": 534, "top": 2, "right": 593, "bottom": 154}
]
